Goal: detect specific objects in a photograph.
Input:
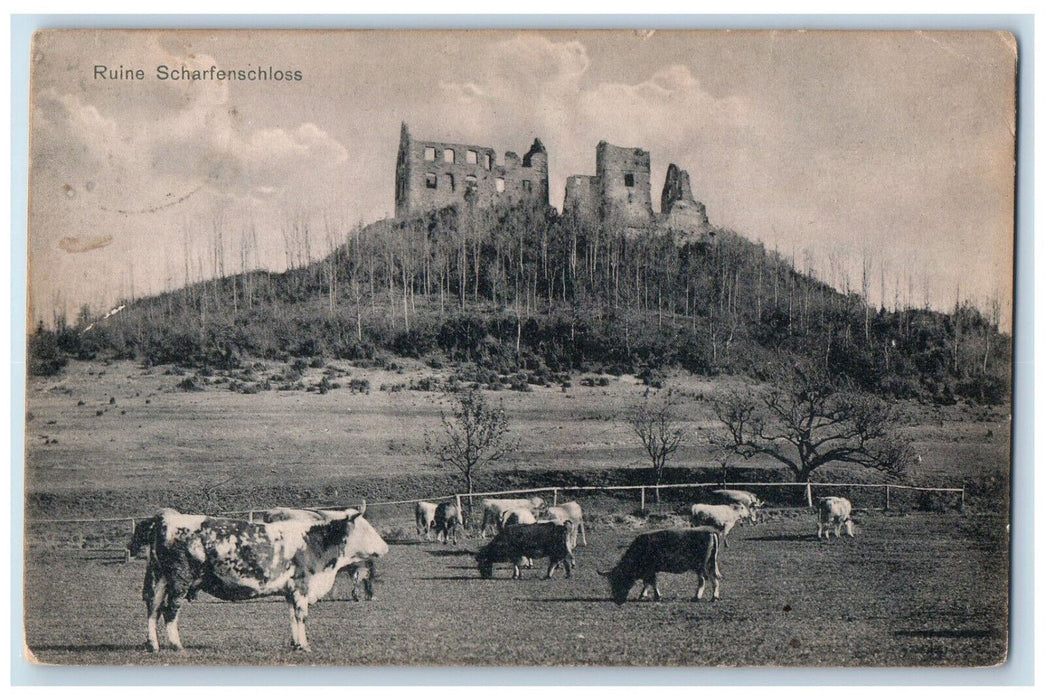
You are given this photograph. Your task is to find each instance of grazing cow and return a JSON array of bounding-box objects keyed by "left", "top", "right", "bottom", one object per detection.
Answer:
[
  {"left": 434, "top": 502, "right": 464, "bottom": 545},
  {"left": 689, "top": 503, "right": 751, "bottom": 546},
  {"left": 415, "top": 501, "right": 438, "bottom": 540},
  {"left": 708, "top": 489, "right": 763, "bottom": 523},
  {"left": 479, "top": 497, "right": 545, "bottom": 537},
  {"left": 598, "top": 528, "right": 721, "bottom": 605},
  {"left": 136, "top": 505, "right": 388, "bottom": 652},
  {"left": 476, "top": 521, "right": 575, "bottom": 580},
  {"left": 258, "top": 507, "right": 378, "bottom": 601},
  {"left": 541, "top": 501, "right": 587, "bottom": 547},
  {"left": 817, "top": 497, "right": 855, "bottom": 539}
]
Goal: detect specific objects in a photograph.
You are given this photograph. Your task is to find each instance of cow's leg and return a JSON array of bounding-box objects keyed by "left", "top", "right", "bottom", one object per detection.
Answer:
[
  {"left": 162, "top": 595, "right": 185, "bottom": 651},
  {"left": 694, "top": 574, "right": 706, "bottom": 601},
  {"left": 563, "top": 554, "right": 574, "bottom": 579},
  {"left": 646, "top": 575, "right": 661, "bottom": 601},
  {"left": 287, "top": 592, "right": 311, "bottom": 652},
  {"left": 512, "top": 561, "right": 522, "bottom": 579},
  {"left": 580, "top": 521, "right": 587, "bottom": 546},
  {"left": 817, "top": 522, "right": 825, "bottom": 539},
  {"left": 844, "top": 519, "right": 854, "bottom": 538},
  {"left": 144, "top": 574, "right": 167, "bottom": 652},
  {"left": 363, "top": 567, "right": 375, "bottom": 601}
]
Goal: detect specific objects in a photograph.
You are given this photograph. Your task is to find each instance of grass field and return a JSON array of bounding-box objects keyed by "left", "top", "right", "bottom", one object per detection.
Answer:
[
  {"left": 22, "top": 359, "right": 1011, "bottom": 667},
  {"left": 24, "top": 509, "right": 1008, "bottom": 667}
]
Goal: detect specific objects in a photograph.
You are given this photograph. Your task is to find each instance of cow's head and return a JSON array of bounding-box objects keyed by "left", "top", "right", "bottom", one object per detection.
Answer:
[
  {"left": 598, "top": 567, "right": 633, "bottom": 606},
  {"left": 334, "top": 506, "right": 389, "bottom": 564}
]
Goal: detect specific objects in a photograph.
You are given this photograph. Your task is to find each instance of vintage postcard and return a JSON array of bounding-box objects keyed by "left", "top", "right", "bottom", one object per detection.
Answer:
[{"left": 24, "top": 29, "right": 1015, "bottom": 667}]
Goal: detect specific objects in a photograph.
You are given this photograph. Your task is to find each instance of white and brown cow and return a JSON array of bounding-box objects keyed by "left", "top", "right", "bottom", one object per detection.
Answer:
[
  {"left": 135, "top": 505, "right": 387, "bottom": 652},
  {"left": 259, "top": 506, "right": 379, "bottom": 601},
  {"left": 817, "top": 496, "right": 855, "bottom": 539}
]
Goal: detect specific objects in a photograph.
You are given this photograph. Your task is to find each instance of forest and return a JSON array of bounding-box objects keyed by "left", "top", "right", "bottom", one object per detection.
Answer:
[{"left": 29, "top": 201, "right": 1011, "bottom": 406}]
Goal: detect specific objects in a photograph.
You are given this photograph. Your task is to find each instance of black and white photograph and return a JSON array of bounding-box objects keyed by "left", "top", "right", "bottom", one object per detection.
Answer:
[{"left": 23, "top": 29, "right": 1015, "bottom": 667}]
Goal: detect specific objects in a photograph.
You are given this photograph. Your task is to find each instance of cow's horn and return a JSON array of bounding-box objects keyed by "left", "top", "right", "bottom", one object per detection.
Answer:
[
  {"left": 357, "top": 500, "right": 366, "bottom": 516},
  {"left": 596, "top": 569, "right": 611, "bottom": 577}
]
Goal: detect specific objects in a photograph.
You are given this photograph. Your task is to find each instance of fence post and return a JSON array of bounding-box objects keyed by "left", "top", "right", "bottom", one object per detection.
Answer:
[
  {"left": 640, "top": 487, "right": 646, "bottom": 512},
  {"left": 805, "top": 482, "right": 813, "bottom": 508},
  {"left": 248, "top": 511, "right": 254, "bottom": 523},
  {"left": 885, "top": 485, "right": 891, "bottom": 512},
  {"left": 456, "top": 493, "right": 464, "bottom": 528},
  {"left": 553, "top": 488, "right": 558, "bottom": 506},
  {"left": 126, "top": 519, "right": 135, "bottom": 563},
  {"left": 960, "top": 487, "right": 965, "bottom": 513}
]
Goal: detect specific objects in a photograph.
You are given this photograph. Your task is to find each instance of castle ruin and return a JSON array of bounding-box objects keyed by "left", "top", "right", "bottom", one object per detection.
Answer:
[
  {"left": 563, "top": 141, "right": 710, "bottom": 240},
  {"left": 395, "top": 123, "right": 549, "bottom": 218},
  {"left": 394, "top": 124, "right": 710, "bottom": 242}
]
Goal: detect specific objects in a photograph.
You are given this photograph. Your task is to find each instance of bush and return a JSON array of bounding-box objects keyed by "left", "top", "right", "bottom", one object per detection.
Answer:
[
  {"left": 348, "top": 378, "right": 371, "bottom": 394},
  {"left": 176, "top": 376, "right": 203, "bottom": 392}
]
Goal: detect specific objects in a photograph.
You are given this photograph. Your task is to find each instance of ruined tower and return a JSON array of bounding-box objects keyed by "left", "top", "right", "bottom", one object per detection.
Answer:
[
  {"left": 596, "top": 142, "right": 655, "bottom": 231},
  {"left": 659, "top": 163, "right": 710, "bottom": 240},
  {"left": 394, "top": 123, "right": 549, "bottom": 219}
]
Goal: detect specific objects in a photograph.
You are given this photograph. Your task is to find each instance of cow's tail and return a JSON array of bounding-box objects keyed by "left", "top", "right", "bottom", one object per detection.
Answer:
[{"left": 128, "top": 516, "right": 157, "bottom": 558}]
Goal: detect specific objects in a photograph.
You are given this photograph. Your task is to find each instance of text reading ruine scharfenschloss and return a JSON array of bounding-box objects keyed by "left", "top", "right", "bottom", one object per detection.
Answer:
[{"left": 94, "top": 65, "right": 303, "bottom": 81}]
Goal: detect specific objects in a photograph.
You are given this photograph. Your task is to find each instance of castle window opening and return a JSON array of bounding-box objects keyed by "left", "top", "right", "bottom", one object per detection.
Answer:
[
  {"left": 483, "top": 153, "right": 492, "bottom": 169},
  {"left": 522, "top": 180, "right": 532, "bottom": 192},
  {"left": 443, "top": 148, "right": 455, "bottom": 164},
  {"left": 466, "top": 149, "right": 478, "bottom": 165},
  {"left": 465, "top": 175, "right": 478, "bottom": 191},
  {"left": 448, "top": 174, "right": 456, "bottom": 192},
  {"left": 425, "top": 173, "right": 438, "bottom": 189},
  {"left": 624, "top": 173, "right": 635, "bottom": 187},
  {"left": 424, "top": 147, "right": 436, "bottom": 161},
  {"left": 495, "top": 177, "right": 505, "bottom": 193}
]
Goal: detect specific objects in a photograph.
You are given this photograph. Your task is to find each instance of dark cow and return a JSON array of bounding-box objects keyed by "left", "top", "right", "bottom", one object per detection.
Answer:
[
  {"left": 476, "top": 521, "right": 575, "bottom": 580},
  {"left": 434, "top": 502, "right": 463, "bottom": 545},
  {"left": 135, "top": 505, "right": 388, "bottom": 652},
  {"left": 598, "top": 528, "right": 721, "bottom": 605},
  {"left": 258, "top": 507, "right": 379, "bottom": 601}
]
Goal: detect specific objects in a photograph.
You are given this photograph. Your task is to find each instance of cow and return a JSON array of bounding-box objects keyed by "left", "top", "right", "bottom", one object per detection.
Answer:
[
  {"left": 598, "top": 528, "right": 721, "bottom": 605},
  {"left": 689, "top": 503, "right": 751, "bottom": 546},
  {"left": 499, "top": 507, "right": 537, "bottom": 529},
  {"left": 135, "top": 504, "right": 388, "bottom": 652},
  {"left": 500, "top": 508, "right": 538, "bottom": 568},
  {"left": 708, "top": 489, "right": 763, "bottom": 523},
  {"left": 476, "top": 521, "right": 575, "bottom": 580},
  {"left": 817, "top": 496, "right": 855, "bottom": 539},
  {"left": 415, "top": 501, "right": 438, "bottom": 540},
  {"left": 434, "top": 502, "right": 463, "bottom": 545},
  {"left": 479, "top": 497, "right": 545, "bottom": 537},
  {"left": 541, "top": 500, "right": 587, "bottom": 547},
  {"left": 258, "top": 507, "right": 379, "bottom": 601}
]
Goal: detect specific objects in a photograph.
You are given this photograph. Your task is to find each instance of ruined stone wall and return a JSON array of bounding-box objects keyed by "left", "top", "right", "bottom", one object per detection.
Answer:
[
  {"left": 596, "top": 141, "right": 654, "bottom": 230},
  {"left": 395, "top": 124, "right": 548, "bottom": 218},
  {"left": 562, "top": 175, "right": 599, "bottom": 223}
]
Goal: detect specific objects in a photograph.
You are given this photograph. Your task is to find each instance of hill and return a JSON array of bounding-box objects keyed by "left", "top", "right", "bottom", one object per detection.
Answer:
[{"left": 29, "top": 202, "right": 1010, "bottom": 406}]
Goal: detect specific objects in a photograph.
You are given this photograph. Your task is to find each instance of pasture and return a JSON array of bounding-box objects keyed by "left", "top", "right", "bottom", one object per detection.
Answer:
[
  {"left": 24, "top": 509, "right": 1007, "bottom": 666},
  {"left": 22, "top": 359, "right": 1011, "bottom": 666}
]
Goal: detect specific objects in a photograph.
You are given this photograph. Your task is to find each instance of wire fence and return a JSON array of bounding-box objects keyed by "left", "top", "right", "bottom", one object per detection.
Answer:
[{"left": 25, "top": 480, "right": 964, "bottom": 562}]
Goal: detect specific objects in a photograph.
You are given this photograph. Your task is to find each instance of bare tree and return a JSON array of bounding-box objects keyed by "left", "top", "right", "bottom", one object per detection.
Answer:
[
  {"left": 424, "top": 386, "right": 518, "bottom": 504},
  {"left": 713, "top": 363, "right": 912, "bottom": 483},
  {"left": 629, "top": 389, "right": 685, "bottom": 502}
]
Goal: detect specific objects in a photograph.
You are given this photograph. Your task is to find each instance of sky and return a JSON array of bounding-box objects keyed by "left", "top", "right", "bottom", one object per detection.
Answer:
[{"left": 28, "top": 30, "right": 1016, "bottom": 327}]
